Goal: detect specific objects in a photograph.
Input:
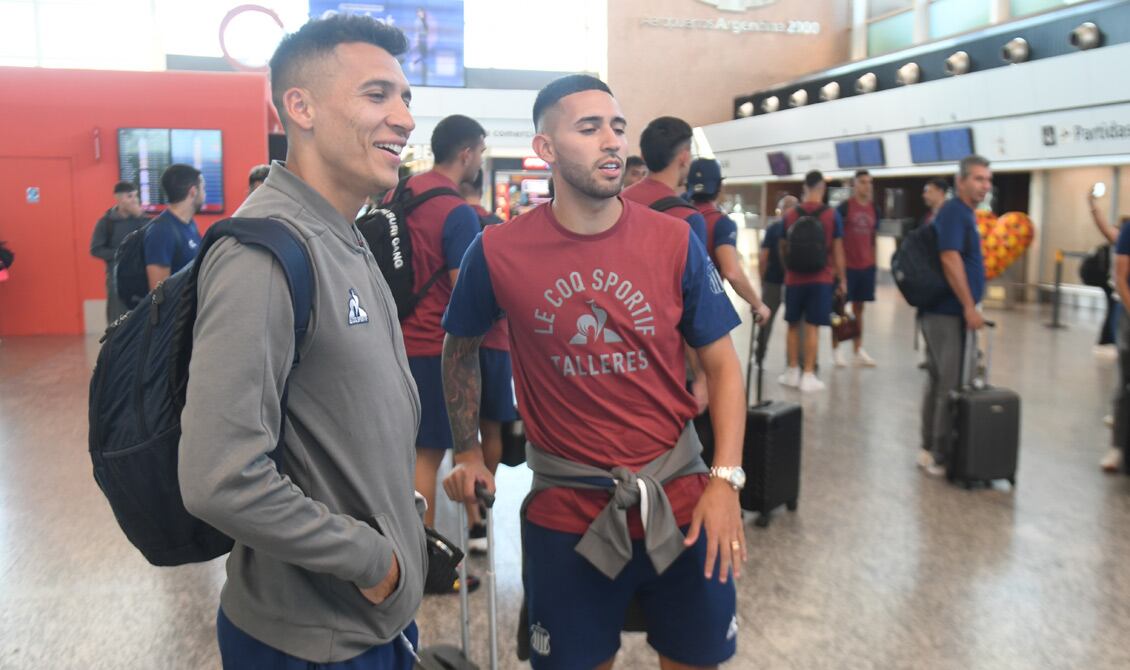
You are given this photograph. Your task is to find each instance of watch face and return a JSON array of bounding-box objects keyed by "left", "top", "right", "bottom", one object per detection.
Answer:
[{"left": 731, "top": 468, "right": 746, "bottom": 489}]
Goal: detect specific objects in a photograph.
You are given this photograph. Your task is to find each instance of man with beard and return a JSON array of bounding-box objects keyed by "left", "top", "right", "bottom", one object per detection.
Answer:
[
  {"left": 144, "top": 163, "right": 204, "bottom": 290},
  {"left": 441, "top": 74, "right": 746, "bottom": 670}
]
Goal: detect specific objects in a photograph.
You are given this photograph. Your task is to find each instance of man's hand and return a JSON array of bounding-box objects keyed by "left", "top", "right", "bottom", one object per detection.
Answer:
[
  {"left": 443, "top": 447, "right": 496, "bottom": 504},
  {"left": 963, "top": 305, "right": 985, "bottom": 330},
  {"left": 684, "top": 478, "right": 746, "bottom": 583},
  {"left": 753, "top": 302, "right": 771, "bottom": 325},
  {"left": 359, "top": 553, "right": 399, "bottom": 605}
]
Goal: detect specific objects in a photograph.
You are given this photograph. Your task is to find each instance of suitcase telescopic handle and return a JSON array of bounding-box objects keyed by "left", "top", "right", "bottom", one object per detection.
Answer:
[
  {"left": 475, "top": 481, "right": 495, "bottom": 509},
  {"left": 962, "top": 319, "right": 997, "bottom": 389}
]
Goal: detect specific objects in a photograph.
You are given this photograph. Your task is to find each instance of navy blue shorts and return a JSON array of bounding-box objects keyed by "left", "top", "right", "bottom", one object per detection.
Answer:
[
  {"left": 408, "top": 356, "right": 452, "bottom": 450},
  {"left": 479, "top": 348, "right": 517, "bottom": 423},
  {"left": 522, "top": 521, "right": 737, "bottom": 669},
  {"left": 217, "top": 608, "right": 419, "bottom": 669},
  {"left": 784, "top": 282, "right": 834, "bottom": 326},
  {"left": 846, "top": 266, "right": 877, "bottom": 302}
]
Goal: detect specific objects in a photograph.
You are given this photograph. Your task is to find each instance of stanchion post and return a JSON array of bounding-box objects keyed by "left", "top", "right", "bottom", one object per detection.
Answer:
[{"left": 1045, "top": 249, "right": 1067, "bottom": 329}]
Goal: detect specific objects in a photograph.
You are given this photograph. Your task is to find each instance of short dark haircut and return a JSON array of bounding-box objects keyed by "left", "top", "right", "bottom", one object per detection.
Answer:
[
  {"left": 958, "top": 154, "right": 990, "bottom": 179},
  {"left": 431, "top": 114, "right": 485, "bottom": 164},
  {"left": 626, "top": 155, "right": 645, "bottom": 170},
  {"left": 248, "top": 164, "right": 271, "bottom": 187},
  {"left": 639, "top": 117, "right": 693, "bottom": 173},
  {"left": 160, "top": 164, "right": 202, "bottom": 204},
  {"left": 804, "top": 170, "right": 825, "bottom": 189},
  {"left": 533, "top": 74, "right": 613, "bottom": 130},
  {"left": 113, "top": 181, "right": 137, "bottom": 195},
  {"left": 269, "top": 14, "right": 408, "bottom": 130},
  {"left": 926, "top": 177, "right": 949, "bottom": 192},
  {"left": 854, "top": 169, "right": 871, "bottom": 179}
]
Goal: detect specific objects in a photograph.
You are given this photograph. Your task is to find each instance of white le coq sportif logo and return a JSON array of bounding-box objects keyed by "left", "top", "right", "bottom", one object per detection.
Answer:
[
  {"left": 347, "top": 288, "right": 369, "bottom": 326},
  {"left": 699, "top": 0, "right": 778, "bottom": 11},
  {"left": 530, "top": 622, "right": 551, "bottom": 656},
  {"left": 569, "top": 301, "right": 624, "bottom": 345}
]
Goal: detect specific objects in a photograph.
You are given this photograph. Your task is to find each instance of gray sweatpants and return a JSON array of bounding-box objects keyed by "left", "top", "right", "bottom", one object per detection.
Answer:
[
  {"left": 920, "top": 313, "right": 967, "bottom": 465},
  {"left": 1112, "top": 307, "right": 1129, "bottom": 449}
]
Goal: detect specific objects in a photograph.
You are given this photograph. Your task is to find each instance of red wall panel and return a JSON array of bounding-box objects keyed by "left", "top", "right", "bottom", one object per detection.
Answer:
[{"left": 0, "top": 67, "right": 269, "bottom": 335}]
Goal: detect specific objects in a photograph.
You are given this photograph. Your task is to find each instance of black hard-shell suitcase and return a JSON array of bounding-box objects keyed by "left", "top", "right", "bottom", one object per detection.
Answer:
[
  {"left": 417, "top": 485, "right": 498, "bottom": 670},
  {"left": 696, "top": 322, "right": 803, "bottom": 527},
  {"left": 947, "top": 322, "right": 1020, "bottom": 488}
]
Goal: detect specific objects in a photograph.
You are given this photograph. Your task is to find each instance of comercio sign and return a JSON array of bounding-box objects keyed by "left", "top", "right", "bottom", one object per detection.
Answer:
[{"left": 643, "top": 0, "right": 820, "bottom": 36}]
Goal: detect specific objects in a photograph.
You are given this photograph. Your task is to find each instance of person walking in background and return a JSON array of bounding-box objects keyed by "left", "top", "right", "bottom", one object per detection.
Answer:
[
  {"left": 144, "top": 164, "right": 204, "bottom": 290},
  {"left": 623, "top": 155, "right": 647, "bottom": 188},
  {"left": 90, "top": 181, "right": 148, "bottom": 324},
  {"left": 834, "top": 169, "right": 881, "bottom": 367},
  {"left": 757, "top": 194, "right": 798, "bottom": 365}
]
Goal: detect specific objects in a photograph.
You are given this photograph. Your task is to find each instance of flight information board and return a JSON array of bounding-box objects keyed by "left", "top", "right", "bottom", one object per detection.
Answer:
[{"left": 119, "top": 128, "right": 224, "bottom": 213}]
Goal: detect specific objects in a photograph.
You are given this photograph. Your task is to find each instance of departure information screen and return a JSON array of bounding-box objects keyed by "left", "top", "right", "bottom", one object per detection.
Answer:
[{"left": 119, "top": 128, "right": 224, "bottom": 213}]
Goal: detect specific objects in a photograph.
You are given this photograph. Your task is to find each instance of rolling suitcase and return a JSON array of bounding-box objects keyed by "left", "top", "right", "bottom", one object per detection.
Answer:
[
  {"left": 416, "top": 484, "right": 499, "bottom": 670},
  {"left": 947, "top": 322, "right": 1020, "bottom": 488},
  {"left": 696, "top": 322, "right": 803, "bottom": 527}
]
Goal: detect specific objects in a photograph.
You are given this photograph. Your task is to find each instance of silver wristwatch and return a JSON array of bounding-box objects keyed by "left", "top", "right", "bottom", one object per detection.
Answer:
[{"left": 709, "top": 466, "right": 746, "bottom": 491}]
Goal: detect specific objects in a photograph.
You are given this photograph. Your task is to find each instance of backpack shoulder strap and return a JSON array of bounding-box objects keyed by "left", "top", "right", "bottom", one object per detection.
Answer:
[
  {"left": 402, "top": 186, "right": 463, "bottom": 213},
  {"left": 197, "top": 218, "right": 313, "bottom": 367},
  {"left": 651, "top": 196, "right": 689, "bottom": 213}
]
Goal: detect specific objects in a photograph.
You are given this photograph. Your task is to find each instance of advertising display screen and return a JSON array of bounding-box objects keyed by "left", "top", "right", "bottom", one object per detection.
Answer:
[
  {"left": 767, "top": 151, "right": 792, "bottom": 176},
  {"left": 856, "top": 138, "right": 886, "bottom": 167},
  {"left": 835, "top": 141, "right": 859, "bottom": 169},
  {"left": 119, "top": 128, "right": 224, "bottom": 213},
  {"left": 309, "top": 1, "right": 465, "bottom": 87},
  {"left": 908, "top": 131, "right": 940, "bottom": 164},
  {"left": 938, "top": 127, "right": 974, "bottom": 161}
]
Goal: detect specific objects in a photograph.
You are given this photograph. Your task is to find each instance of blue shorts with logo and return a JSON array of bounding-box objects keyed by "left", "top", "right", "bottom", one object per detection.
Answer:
[
  {"left": 408, "top": 356, "right": 452, "bottom": 450},
  {"left": 846, "top": 266, "right": 877, "bottom": 302},
  {"left": 480, "top": 348, "right": 517, "bottom": 423},
  {"left": 522, "top": 521, "right": 737, "bottom": 669},
  {"left": 784, "top": 282, "right": 834, "bottom": 326},
  {"left": 217, "top": 608, "right": 419, "bottom": 669}
]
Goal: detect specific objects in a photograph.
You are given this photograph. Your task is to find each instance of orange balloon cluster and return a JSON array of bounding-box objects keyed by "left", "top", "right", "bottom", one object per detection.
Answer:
[{"left": 976, "top": 210, "right": 1035, "bottom": 280}]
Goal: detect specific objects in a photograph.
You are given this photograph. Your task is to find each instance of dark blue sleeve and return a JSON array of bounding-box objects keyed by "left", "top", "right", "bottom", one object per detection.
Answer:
[
  {"left": 1117, "top": 223, "right": 1130, "bottom": 255},
  {"left": 685, "top": 212, "right": 708, "bottom": 249},
  {"left": 144, "top": 220, "right": 176, "bottom": 267},
  {"left": 832, "top": 210, "right": 844, "bottom": 239},
  {"left": 713, "top": 215, "right": 738, "bottom": 248},
  {"left": 442, "top": 204, "right": 481, "bottom": 270},
  {"left": 761, "top": 223, "right": 781, "bottom": 250},
  {"left": 680, "top": 230, "right": 741, "bottom": 347},
  {"left": 442, "top": 234, "right": 501, "bottom": 338},
  {"left": 934, "top": 205, "right": 966, "bottom": 253}
]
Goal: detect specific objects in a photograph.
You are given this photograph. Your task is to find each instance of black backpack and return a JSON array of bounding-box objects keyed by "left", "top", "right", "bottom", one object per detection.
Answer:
[
  {"left": 785, "top": 205, "right": 829, "bottom": 273},
  {"left": 356, "top": 177, "right": 461, "bottom": 321},
  {"left": 891, "top": 223, "right": 948, "bottom": 308},
  {"left": 1079, "top": 244, "right": 1111, "bottom": 287},
  {"left": 113, "top": 222, "right": 153, "bottom": 310},
  {"left": 88, "top": 218, "right": 313, "bottom": 566},
  {"left": 650, "top": 195, "right": 691, "bottom": 214}
]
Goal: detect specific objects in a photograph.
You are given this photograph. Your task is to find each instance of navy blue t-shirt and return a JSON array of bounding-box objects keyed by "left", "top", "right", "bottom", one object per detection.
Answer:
[
  {"left": 924, "top": 199, "right": 984, "bottom": 316},
  {"left": 760, "top": 220, "right": 785, "bottom": 284},
  {"left": 144, "top": 209, "right": 201, "bottom": 274}
]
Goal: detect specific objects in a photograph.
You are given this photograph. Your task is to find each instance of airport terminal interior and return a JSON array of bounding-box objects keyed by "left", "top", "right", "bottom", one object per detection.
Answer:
[{"left": 2, "top": 1, "right": 1130, "bottom": 669}]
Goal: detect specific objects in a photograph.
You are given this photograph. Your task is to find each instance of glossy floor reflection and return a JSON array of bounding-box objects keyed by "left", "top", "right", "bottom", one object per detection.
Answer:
[{"left": 1, "top": 284, "right": 1128, "bottom": 669}]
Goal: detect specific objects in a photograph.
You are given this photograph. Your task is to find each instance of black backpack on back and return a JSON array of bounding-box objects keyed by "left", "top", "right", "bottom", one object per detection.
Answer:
[
  {"left": 89, "top": 218, "right": 313, "bottom": 566},
  {"left": 650, "top": 195, "right": 691, "bottom": 214},
  {"left": 357, "top": 177, "right": 461, "bottom": 321},
  {"left": 112, "top": 222, "right": 154, "bottom": 311},
  {"left": 1079, "top": 244, "right": 1112, "bottom": 287},
  {"left": 891, "top": 223, "right": 948, "bottom": 308},
  {"left": 785, "top": 205, "right": 829, "bottom": 273}
]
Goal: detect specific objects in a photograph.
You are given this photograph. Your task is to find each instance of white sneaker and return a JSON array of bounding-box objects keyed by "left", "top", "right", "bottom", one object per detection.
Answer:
[
  {"left": 798, "top": 372, "right": 825, "bottom": 392},
  {"left": 917, "top": 450, "right": 946, "bottom": 477},
  {"left": 833, "top": 347, "right": 850, "bottom": 368},
  {"left": 854, "top": 349, "right": 877, "bottom": 367},
  {"left": 1100, "top": 447, "right": 1123, "bottom": 473},
  {"left": 778, "top": 367, "right": 800, "bottom": 388},
  {"left": 1103, "top": 415, "right": 1114, "bottom": 428}
]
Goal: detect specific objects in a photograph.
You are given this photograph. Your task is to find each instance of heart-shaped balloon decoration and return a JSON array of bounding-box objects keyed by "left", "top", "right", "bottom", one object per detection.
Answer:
[{"left": 976, "top": 210, "right": 1034, "bottom": 280}]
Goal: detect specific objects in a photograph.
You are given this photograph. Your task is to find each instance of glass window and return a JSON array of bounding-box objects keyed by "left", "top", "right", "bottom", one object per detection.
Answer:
[
  {"left": 1010, "top": 0, "right": 1071, "bottom": 16},
  {"left": 867, "top": 10, "right": 916, "bottom": 57},
  {"left": 929, "top": 0, "right": 991, "bottom": 39},
  {"left": 868, "top": 0, "right": 913, "bottom": 19}
]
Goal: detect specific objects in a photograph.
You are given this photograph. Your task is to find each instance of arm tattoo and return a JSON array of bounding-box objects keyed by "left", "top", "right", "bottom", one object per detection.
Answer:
[{"left": 442, "top": 333, "right": 485, "bottom": 454}]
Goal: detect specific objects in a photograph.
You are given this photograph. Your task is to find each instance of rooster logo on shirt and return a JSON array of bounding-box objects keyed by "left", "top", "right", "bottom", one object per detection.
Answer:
[{"left": 569, "top": 300, "right": 623, "bottom": 345}]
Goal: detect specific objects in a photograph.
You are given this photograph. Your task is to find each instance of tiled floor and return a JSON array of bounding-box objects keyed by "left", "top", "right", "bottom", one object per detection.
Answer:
[{"left": 1, "top": 284, "right": 1128, "bottom": 669}]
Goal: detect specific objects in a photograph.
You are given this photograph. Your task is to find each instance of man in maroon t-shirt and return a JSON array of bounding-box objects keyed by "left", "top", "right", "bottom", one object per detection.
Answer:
[
  {"left": 780, "top": 170, "right": 845, "bottom": 393},
  {"left": 388, "top": 115, "right": 484, "bottom": 591},
  {"left": 622, "top": 116, "right": 708, "bottom": 249},
  {"left": 833, "top": 169, "right": 881, "bottom": 368},
  {"left": 441, "top": 75, "right": 746, "bottom": 669}
]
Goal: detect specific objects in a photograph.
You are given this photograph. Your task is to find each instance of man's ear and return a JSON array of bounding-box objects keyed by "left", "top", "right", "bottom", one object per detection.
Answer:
[
  {"left": 532, "top": 133, "right": 555, "bottom": 166},
  {"left": 282, "top": 87, "right": 316, "bottom": 131}
]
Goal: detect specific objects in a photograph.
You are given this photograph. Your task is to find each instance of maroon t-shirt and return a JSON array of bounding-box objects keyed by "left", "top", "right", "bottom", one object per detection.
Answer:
[
  {"left": 623, "top": 177, "right": 698, "bottom": 222},
  {"left": 843, "top": 198, "right": 877, "bottom": 270}
]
